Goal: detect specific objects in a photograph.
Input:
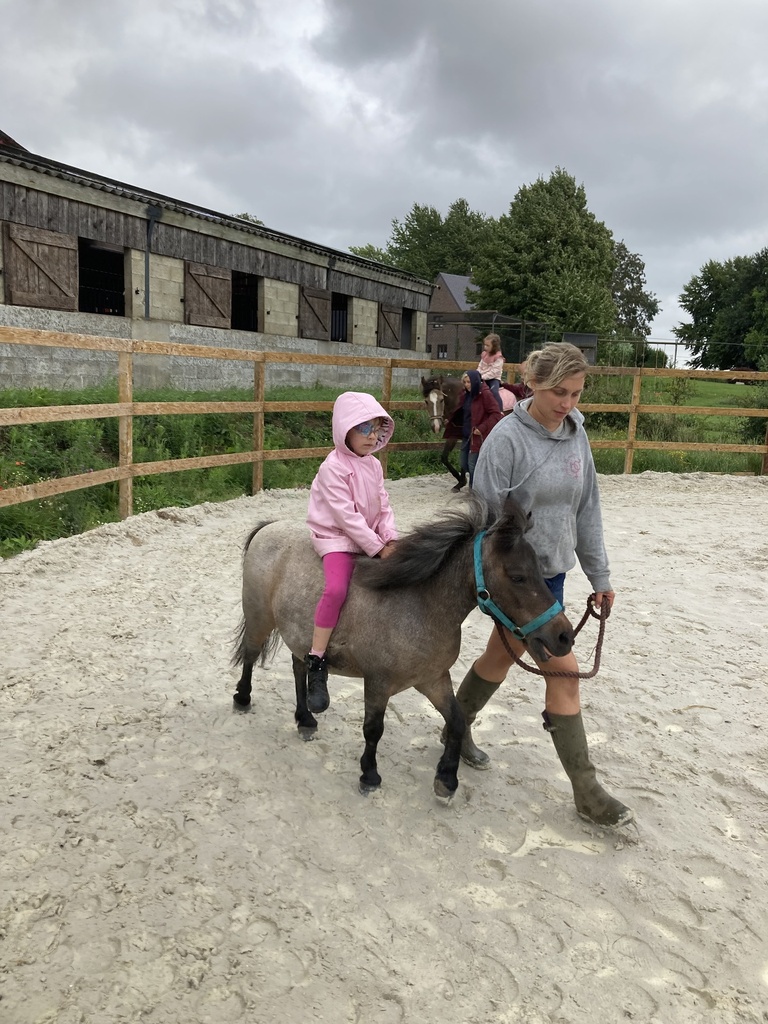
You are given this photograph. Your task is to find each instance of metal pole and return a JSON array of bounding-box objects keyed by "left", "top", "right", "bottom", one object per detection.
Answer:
[{"left": 144, "top": 205, "right": 162, "bottom": 319}]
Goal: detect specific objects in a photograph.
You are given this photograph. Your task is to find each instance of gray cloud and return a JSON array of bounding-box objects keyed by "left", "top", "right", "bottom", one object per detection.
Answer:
[{"left": 2, "top": 0, "right": 768, "bottom": 337}]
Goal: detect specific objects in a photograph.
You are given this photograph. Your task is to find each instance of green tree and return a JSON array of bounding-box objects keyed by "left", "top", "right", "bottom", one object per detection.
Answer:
[
  {"left": 235, "top": 212, "right": 264, "bottom": 225},
  {"left": 348, "top": 243, "right": 394, "bottom": 265},
  {"left": 349, "top": 198, "right": 495, "bottom": 281},
  {"left": 612, "top": 240, "right": 660, "bottom": 339},
  {"left": 469, "top": 168, "right": 617, "bottom": 336},
  {"left": 674, "top": 249, "right": 768, "bottom": 369}
]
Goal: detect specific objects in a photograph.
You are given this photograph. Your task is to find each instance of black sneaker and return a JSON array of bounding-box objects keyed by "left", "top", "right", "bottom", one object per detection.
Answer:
[{"left": 306, "top": 653, "right": 330, "bottom": 713}]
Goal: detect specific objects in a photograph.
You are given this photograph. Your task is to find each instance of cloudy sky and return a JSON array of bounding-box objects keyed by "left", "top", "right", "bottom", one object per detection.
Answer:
[{"left": 2, "top": 0, "right": 767, "bottom": 341}]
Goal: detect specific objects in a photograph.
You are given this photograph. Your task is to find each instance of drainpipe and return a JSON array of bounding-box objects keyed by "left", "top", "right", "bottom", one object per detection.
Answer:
[{"left": 144, "top": 205, "right": 162, "bottom": 319}]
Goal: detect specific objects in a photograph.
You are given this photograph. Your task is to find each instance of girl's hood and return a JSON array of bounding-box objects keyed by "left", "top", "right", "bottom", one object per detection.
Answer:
[{"left": 331, "top": 391, "right": 394, "bottom": 453}]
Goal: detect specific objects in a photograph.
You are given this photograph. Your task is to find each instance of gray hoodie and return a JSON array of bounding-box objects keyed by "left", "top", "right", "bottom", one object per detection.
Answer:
[{"left": 472, "top": 398, "right": 611, "bottom": 592}]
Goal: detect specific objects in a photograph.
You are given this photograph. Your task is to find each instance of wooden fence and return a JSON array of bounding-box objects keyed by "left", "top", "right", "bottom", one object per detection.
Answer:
[{"left": 1, "top": 325, "right": 767, "bottom": 518}]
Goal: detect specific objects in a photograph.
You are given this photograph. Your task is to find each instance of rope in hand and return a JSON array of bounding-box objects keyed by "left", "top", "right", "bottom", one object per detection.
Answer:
[{"left": 493, "top": 593, "right": 609, "bottom": 679}]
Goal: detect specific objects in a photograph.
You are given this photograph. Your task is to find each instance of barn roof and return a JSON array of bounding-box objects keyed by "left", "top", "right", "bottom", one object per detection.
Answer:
[
  {"left": 0, "top": 129, "right": 28, "bottom": 151},
  {"left": 0, "top": 137, "right": 431, "bottom": 290},
  {"left": 435, "top": 273, "right": 475, "bottom": 310}
]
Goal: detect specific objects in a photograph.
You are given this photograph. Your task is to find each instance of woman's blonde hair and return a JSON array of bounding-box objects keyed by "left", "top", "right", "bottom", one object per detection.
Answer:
[
  {"left": 483, "top": 333, "right": 502, "bottom": 354},
  {"left": 523, "top": 343, "right": 589, "bottom": 389}
]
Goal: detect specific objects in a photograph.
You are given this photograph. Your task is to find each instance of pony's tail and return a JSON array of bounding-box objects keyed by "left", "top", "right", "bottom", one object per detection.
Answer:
[
  {"left": 230, "top": 618, "right": 282, "bottom": 669},
  {"left": 243, "top": 521, "right": 273, "bottom": 556},
  {"left": 231, "top": 520, "right": 282, "bottom": 668}
]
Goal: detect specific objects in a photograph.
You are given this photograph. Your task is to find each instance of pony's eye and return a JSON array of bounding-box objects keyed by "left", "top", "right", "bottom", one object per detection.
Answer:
[{"left": 509, "top": 575, "right": 525, "bottom": 585}]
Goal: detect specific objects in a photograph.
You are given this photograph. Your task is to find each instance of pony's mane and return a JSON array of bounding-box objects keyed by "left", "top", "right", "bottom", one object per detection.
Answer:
[
  {"left": 356, "top": 494, "right": 528, "bottom": 591},
  {"left": 421, "top": 375, "right": 462, "bottom": 395}
]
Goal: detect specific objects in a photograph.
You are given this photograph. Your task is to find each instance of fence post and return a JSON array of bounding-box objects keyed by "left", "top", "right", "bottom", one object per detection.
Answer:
[
  {"left": 624, "top": 368, "right": 642, "bottom": 474},
  {"left": 252, "top": 359, "right": 264, "bottom": 494},
  {"left": 763, "top": 420, "right": 768, "bottom": 476},
  {"left": 118, "top": 350, "right": 133, "bottom": 518},
  {"left": 380, "top": 360, "right": 393, "bottom": 478}
]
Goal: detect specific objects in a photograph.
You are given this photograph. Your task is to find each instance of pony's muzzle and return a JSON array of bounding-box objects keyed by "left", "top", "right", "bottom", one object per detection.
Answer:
[{"left": 527, "top": 623, "right": 574, "bottom": 662}]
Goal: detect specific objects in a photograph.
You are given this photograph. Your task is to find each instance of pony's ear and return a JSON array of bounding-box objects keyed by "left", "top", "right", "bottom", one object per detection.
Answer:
[
  {"left": 421, "top": 376, "right": 427, "bottom": 386},
  {"left": 498, "top": 497, "right": 531, "bottom": 536}
]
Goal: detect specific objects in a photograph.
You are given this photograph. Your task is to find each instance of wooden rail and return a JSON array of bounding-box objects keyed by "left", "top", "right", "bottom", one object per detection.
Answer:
[{"left": 1, "top": 326, "right": 767, "bottom": 517}]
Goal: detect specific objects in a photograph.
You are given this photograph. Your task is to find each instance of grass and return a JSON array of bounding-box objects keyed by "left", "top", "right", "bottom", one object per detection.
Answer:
[
  {"left": 0, "top": 383, "right": 442, "bottom": 556},
  {"left": 1, "top": 378, "right": 766, "bottom": 557}
]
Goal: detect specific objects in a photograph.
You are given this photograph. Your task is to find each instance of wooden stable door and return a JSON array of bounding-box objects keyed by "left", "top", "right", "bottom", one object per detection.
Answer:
[
  {"left": 3, "top": 224, "right": 78, "bottom": 310},
  {"left": 299, "top": 286, "right": 331, "bottom": 341},
  {"left": 377, "top": 304, "right": 402, "bottom": 349},
  {"left": 184, "top": 262, "right": 232, "bottom": 328}
]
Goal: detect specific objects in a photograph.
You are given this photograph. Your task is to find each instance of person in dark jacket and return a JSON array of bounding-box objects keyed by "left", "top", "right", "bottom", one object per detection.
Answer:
[{"left": 460, "top": 370, "right": 504, "bottom": 486}]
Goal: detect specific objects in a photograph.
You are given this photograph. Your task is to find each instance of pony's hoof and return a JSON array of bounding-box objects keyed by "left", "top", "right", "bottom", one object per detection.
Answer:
[
  {"left": 297, "top": 724, "right": 318, "bottom": 741},
  {"left": 433, "top": 778, "right": 457, "bottom": 802},
  {"left": 359, "top": 778, "right": 381, "bottom": 795},
  {"left": 232, "top": 692, "right": 251, "bottom": 709},
  {"left": 451, "top": 483, "right": 464, "bottom": 492}
]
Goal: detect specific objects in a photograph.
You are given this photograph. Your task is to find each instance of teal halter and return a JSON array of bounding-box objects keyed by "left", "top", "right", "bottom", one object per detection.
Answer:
[{"left": 473, "top": 531, "right": 563, "bottom": 641}]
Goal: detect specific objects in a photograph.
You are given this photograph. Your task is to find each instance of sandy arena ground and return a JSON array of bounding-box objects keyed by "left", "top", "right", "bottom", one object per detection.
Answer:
[{"left": 1, "top": 471, "right": 767, "bottom": 1024}]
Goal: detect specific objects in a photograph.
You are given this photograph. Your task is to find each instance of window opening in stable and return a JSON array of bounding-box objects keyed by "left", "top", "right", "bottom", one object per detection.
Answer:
[
  {"left": 231, "top": 271, "right": 260, "bottom": 331},
  {"left": 331, "top": 292, "right": 349, "bottom": 342},
  {"left": 400, "top": 308, "right": 414, "bottom": 350},
  {"left": 78, "top": 239, "right": 125, "bottom": 316},
  {"left": 437, "top": 344, "right": 448, "bottom": 360}
]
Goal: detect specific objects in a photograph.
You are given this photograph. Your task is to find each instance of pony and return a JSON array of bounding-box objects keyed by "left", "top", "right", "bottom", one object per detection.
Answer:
[
  {"left": 421, "top": 375, "right": 525, "bottom": 491},
  {"left": 232, "top": 494, "right": 573, "bottom": 801}
]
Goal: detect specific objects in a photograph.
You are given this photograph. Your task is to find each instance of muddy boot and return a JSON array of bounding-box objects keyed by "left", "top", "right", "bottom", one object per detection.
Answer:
[
  {"left": 442, "top": 665, "right": 501, "bottom": 770},
  {"left": 306, "top": 653, "right": 329, "bottom": 714},
  {"left": 543, "top": 710, "right": 634, "bottom": 827}
]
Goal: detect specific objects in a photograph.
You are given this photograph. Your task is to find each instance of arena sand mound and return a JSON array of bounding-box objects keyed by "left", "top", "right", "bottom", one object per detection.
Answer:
[{"left": 1, "top": 472, "right": 767, "bottom": 1024}]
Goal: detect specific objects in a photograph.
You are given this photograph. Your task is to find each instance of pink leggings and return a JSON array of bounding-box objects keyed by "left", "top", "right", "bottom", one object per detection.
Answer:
[{"left": 314, "top": 551, "right": 357, "bottom": 629}]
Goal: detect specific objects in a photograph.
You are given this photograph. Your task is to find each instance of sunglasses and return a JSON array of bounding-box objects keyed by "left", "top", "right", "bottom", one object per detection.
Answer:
[{"left": 352, "top": 420, "right": 383, "bottom": 437}]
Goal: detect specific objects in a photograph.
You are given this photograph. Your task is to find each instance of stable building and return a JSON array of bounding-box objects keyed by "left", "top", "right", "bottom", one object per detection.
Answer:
[
  {"left": 0, "top": 132, "right": 432, "bottom": 390},
  {"left": 426, "top": 272, "right": 551, "bottom": 364}
]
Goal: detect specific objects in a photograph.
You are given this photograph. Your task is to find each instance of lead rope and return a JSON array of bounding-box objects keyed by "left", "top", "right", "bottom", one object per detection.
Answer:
[{"left": 493, "top": 593, "right": 609, "bottom": 679}]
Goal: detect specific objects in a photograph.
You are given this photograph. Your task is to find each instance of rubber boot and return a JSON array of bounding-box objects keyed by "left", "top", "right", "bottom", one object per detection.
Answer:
[
  {"left": 306, "top": 653, "right": 329, "bottom": 714},
  {"left": 543, "top": 710, "right": 634, "bottom": 827},
  {"left": 442, "top": 664, "right": 501, "bottom": 770}
]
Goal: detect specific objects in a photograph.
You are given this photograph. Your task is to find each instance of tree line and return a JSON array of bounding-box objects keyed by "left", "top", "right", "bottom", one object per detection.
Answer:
[{"left": 349, "top": 167, "right": 766, "bottom": 371}]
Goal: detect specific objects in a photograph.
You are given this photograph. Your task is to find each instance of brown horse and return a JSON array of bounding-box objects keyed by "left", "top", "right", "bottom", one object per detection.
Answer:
[
  {"left": 421, "top": 375, "right": 527, "bottom": 490},
  {"left": 232, "top": 494, "right": 573, "bottom": 801},
  {"left": 421, "top": 375, "right": 467, "bottom": 490}
]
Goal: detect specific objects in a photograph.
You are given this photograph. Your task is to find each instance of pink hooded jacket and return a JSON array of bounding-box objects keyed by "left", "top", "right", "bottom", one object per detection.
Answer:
[{"left": 306, "top": 391, "right": 398, "bottom": 558}]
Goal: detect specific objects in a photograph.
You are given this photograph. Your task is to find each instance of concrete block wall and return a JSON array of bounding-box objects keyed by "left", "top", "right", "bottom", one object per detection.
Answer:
[
  {"left": 414, "top": 310, "right": 427, "bottom": 351},
  {"left": 0, "top": 306, "right": 430, "bottom": 393},
  {"left": 350, "top": 298, "right": 378, "bottom": 347},
  {"left": 0, "top": 305, "right": 129, "bottom": 390},
  {"left": 127, "top": 251, "right": 184, "bottom": 323},
  {"left": 261, "top": 280, "right": 299, "bottom": 337}
]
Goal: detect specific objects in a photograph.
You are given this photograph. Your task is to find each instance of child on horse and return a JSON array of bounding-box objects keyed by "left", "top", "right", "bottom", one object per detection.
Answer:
[
  {"left": 476, "top": 332, "right": 505, "bottom": 410},
  {"left": 305, "top": 392, "right": 399, "bottom": 713}
]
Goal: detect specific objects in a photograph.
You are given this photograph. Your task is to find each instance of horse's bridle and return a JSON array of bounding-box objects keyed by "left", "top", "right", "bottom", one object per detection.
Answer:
[
  {"left": 473, "top": 531, "right": 563, "bottom": 640},
  {"left": 474, "top": 530, "right": 610, "bottom": 679}
]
